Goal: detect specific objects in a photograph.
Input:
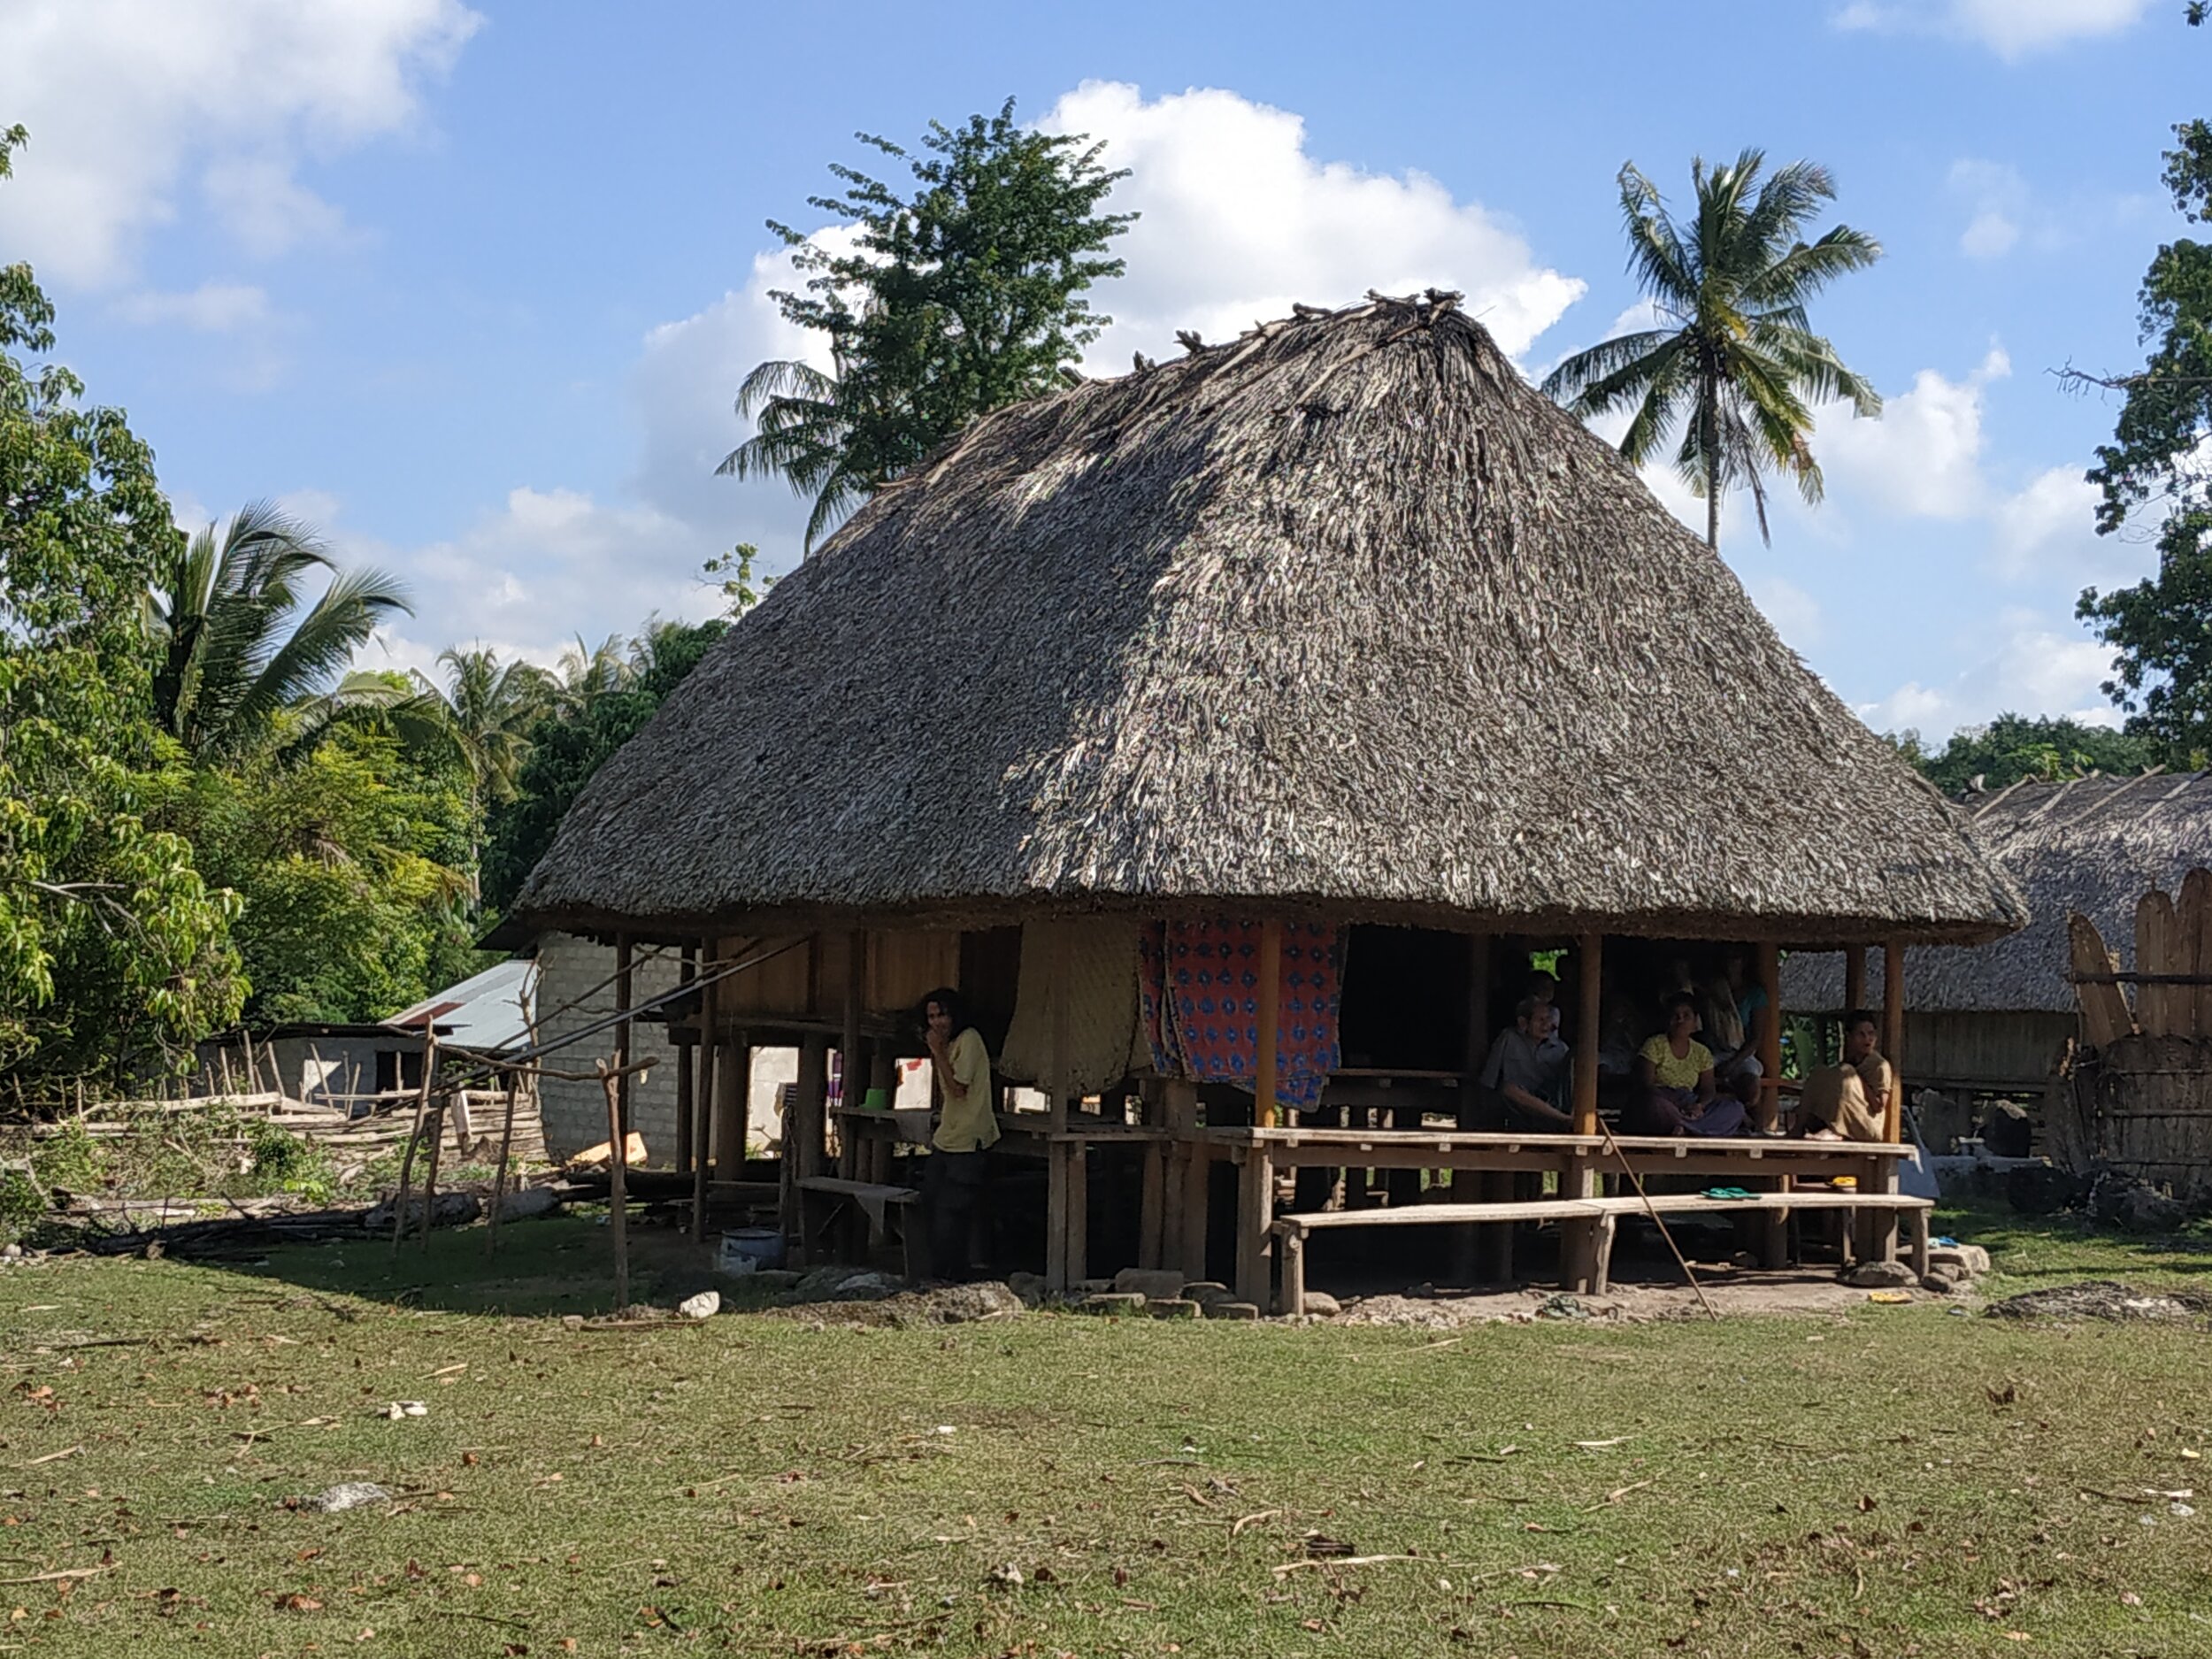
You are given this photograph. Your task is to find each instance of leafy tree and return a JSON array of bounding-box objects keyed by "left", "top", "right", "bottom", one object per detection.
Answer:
[
  {"left": 145, "top": 500, "right": 414, "bottom": 764},
  {"left": 1542, "top": 150, "right": 1883, "bottom": 549},
  {"left": 1890, "top": 714, "right": 2164, "bottom": 794},
  {"left": 722, "top": 99, "right": 1133, "bottom": 549},
  {"left": 0, "top": 124, "right": 242, "bottom": 1094},
  {"left": 2076, "top": 58, "right": 2212, "bottom": 756},
  {"left": 702, "top": 541, "right": 774, "bottom": 618},
  {"left": 173, "top": 730, "right": 483, "bottom": 1025},
  {"left": 481, "top": 620, "right": 727, "bottom": 913}
]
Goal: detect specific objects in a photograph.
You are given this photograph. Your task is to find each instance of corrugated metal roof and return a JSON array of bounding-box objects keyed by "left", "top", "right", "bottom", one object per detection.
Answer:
[{"left": 386, "top": 957, "right": 535, "bottom": 1053}]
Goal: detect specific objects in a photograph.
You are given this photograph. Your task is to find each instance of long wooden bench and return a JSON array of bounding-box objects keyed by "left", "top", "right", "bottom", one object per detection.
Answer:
[{"left": 1268, "top": 1192, "right": 1933, "bottom": 1314}]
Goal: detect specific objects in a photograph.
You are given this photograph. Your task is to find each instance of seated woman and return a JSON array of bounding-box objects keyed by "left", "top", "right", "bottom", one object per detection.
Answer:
[{"left": 1632, "top": 993, "right": 1749, "bottom": 1137}]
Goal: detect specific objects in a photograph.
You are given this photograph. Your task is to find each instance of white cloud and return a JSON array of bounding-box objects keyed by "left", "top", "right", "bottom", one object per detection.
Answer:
[
  {"left": 1835, "top": 0, "right": 2150, "bottom": 58},
  {"left": 1745, "top": 575, "right": 1825, "bottom": 650},
  {"left": 1041, "top": 81, "right": 1585, "bottom": 366},
  {"left": 1950, "top": 159, "right": 2027, "bottom": 258},
  {"left": 0, "top": 0, "right": 480, "bottom": 287},
  {"left": 1820, "top": 348, "right": 2010, "bottom": 519},
  {"left": 1860, "top": 612, "right": 2122, "bottom": 740},
  {"left": 111, "top": 281, "right": 273, "bottom": 333}
]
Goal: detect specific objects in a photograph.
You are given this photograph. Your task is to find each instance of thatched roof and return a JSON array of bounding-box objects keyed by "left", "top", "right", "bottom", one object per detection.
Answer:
[
  {"left": 515, "top": 292, "right": 2024, "bottom": 946},
  {"left": 1784, "top": 772, "right": 2212, "bottom": 1014}
]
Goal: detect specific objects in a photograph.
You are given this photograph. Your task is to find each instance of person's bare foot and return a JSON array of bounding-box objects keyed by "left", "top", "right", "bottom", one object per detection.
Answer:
[{"left": 1806, "top": 1126, "right": 1842, "bottom": 1142}]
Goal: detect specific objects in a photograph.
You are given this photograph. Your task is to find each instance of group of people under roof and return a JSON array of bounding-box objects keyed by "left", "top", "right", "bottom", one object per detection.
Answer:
[{"left": 1476, "top": 946, "right": 1896, "bottom": 1142}]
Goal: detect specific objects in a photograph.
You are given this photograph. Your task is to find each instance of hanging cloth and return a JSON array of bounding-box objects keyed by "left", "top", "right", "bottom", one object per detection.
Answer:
[
  {"left": 996, "top": 917, "right": 1148, "bottom": 1095},
  {"left": 1142, "top": 919, "right": 1344, "bottom": 1110}
]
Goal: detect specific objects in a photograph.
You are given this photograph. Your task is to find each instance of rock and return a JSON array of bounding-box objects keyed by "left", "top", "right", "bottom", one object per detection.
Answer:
[
  {"left": 2008, "top": 1163, "right": 2083, "bottom": 1217},
  {"left": 677, "top": 1290, "right": 721, "bottom": 1320},
  {"left": 1, "top": 1243, "right": 20, "bottom": 1259},
  {"left": 1078, "top": 1292, "right": 1145, "bottom": 1316},
  {"left": 746, "top": 1269, "right": 803, "bottom": 1292},
  {"left": 1181, "top": 1281, "right": 1233, "bottom": 1304},
  {"left": 384, "top": 1400, "right": 428, "bottom": 1419},
  {"left": 1113, "top": 1267, "right": 1188, "bottom": 1302},
  {"left": 824, "top": 1271, "right": 900, "bottom": 1302},
  {"left": 1299, "top": 1291, "right": 1342, "bottom": 1317},
  {"left": 2119, "top": 1185, "right": 2189, "bottom": 1234},
  {"left": 1982, "top": 1100, "right": 2033, "bottom": 1159},
  {"left": 1203, "top": 1299, "right": 1261, "bottom": 1321},
  {"left": 1919, "top": 1270, "right": 1960, "bottom": 1294},
  {"left": 934, "top": 1281, "right": 1023, "bottom": 1322},
  {"left": 1843, "top": 1260, "right": 1918, "bottom": 1289},
  {"left": 1929, "top": 1244, "right": 1991, "bottom": 1276},
  {"left": 298, "top": 1482, "right": 391, "bottom": 1513},
  {"left": 1071, "top": 1278, "right": 1114, "bottom": 1296},
  {"left": 363, "top": 1191, "right": 481, "bottom": 1233},
  {"left": 1005, "top": 1271, "right": 1048, "bottom": 1308},
  {"left": 1148, "top": 1297, "right": 1200, "bottom": 1319},
  {"left": 494, "top": 1185, "right": 563, "bottom": 1223}
]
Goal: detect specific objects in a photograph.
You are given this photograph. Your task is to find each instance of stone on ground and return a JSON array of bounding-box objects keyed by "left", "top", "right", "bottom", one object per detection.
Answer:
[
  {"left": 363, "top": 1191, "right": 481, "bottom": 1233},
  {"left": 1918, "top": 1270, "right": 1960, "bottom": 1294},
  {"left": 1203, "top": 1299, "right": 1261, "bottom": 1321},
  {"left": 1929, "top": 1244, "right": 1991, "bottom": 1276},
  {"left": 794, "top": 1265, "right": 900, "bottom": 1301},
  {"left": 1181, "top": 1281, "right": 1233, "bottom": 1304},
  {"left": 677, "top": 1289, "right": 721, "bottom": 1319},
  {"left": 493, "top": 1185, "right": 562, "bottom": 1223},
  {"left": 1299, "top": 1291, "right": 1342, "bottom": 1317},
  {"left": 1005, "top": 1271, "right": 1048, "bottom": 1308},
  {"left": 934, "top": 1281, "right": 1024, "bottom": 1322},
  {"left": 298, "top": 1482, "right": 391, "bottom": 1513},
  {"left": 1147, "top": 1297, "right": 1200, "bottom": 1319},
  {"left": 1843, "top": 1260, "right": 1918, "bottom": 1289},
  {"left": 1113, "top": 1267, "right": 1187, "bottom": 1302},
  {"left": 1078, "top": 1292, "right": 1145, "bottom": 1315}
]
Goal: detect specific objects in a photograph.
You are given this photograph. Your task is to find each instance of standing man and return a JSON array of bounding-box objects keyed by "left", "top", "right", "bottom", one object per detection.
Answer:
[{"left": 919, "top": 987, "right": 998, "bottom": 1279}]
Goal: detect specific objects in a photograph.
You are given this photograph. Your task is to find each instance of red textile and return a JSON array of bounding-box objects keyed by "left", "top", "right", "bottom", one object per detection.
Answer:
[{"left": 1139, "top": 920, "right": 1342, "bottom": 1108}]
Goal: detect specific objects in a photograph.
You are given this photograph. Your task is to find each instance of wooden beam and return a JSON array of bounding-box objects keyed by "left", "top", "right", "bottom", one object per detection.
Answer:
[
  {"left": 691, "top": 938, "right": 718, "bottom": 1243},
  {"left": 1844, "top": 945, "right": 1867, "bottom": 1015},
  {"left": 842, "top": 929, "right": 864, "bottom": 1118},
  {"left": 1256, "top": 919, "right": 1283, "bottom": 1129},
  {"left": 1882, "top": 940, "right": 1906, "bottom": 1146},
  {"left": 674, "top": 944, "right": 696, "bottom": 1175},
  {"left": 1571, "top": 933, "right": 1601, "bottom": 1136},
  {"left": 613, "top": 934, "right": 634, "bottom": 1143},
  {"left": 1755, "top": 940, "right": 1787, "bottom": 1267},
  {"left": 1049, "top": 924, "right": 1071, "bottom": 1130}
]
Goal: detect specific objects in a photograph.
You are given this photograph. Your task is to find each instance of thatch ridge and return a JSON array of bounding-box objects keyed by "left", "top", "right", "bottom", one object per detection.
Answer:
[
  {"left": 515, "top": 292, "right": 2024, "bottom": 945},
  {"left": 1784, "top": 772, "right": 2212, "bottom": 1013}
]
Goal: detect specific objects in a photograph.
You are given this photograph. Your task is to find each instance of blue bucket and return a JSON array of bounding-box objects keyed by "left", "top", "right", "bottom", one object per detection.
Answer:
[{"left": 718, "top": 1226, "right": 784, "bottom": 1272}]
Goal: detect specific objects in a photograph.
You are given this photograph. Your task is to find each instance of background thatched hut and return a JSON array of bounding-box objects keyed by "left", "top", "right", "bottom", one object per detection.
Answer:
[
  {"left": 509, "top": 291, "right": 2023, "bottom": 1293},
  {"left": 1784, "top": 773, "right": 2212, "bottom": 1110}
]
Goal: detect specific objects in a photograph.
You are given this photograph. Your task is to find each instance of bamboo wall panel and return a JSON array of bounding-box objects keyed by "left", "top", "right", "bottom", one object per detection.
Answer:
[{"left": 2081, "top": 1033, "right": 2212, "bottom": 1199}]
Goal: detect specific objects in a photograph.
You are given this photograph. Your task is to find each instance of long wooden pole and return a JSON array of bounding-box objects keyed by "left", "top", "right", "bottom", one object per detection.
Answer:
[
  {"left": 1571, "top": 933, "right": 1601, "bottom": 1135},
  {"left": 486, "top": 1074, "right": 518, "bottom": 1257},
  {"left": 1882, "top": 941, "right": 1906, "bottom": 1145},
  {"left": 692, "top": 937, "right": 718, "bottom": 1244},
  {"left": 612, "top": 935, "right": 634, "bottom": 1146},
  {"left": 1755, "top": 941, "right": 1783, "bottom": 1132},
  {"left": 599, "top": 1059, "right": 630, "bottom": 1313},
  {"left": 674, "top": 943, "right": 696, "bottom": 1175},
  {"left": 1844, "top": 945, "right": 1868, "bottom": 1015},
  {"left": 843, "top": 928, "right": 864, "bottom": 1121},
  {"left": 1256, "top": 919, "right": 1283, "bottom": 1129},
  {"left": 389, "top": 1031, "right": 437, "bottom": 1255}
]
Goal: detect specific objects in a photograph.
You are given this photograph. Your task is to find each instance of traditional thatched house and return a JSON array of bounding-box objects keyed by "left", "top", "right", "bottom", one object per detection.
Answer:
[
  {"left": 510, "top": 293, "right": 2024, "bottom": 1302},
  {"left": 1784, "top": 773, "right": 2212, "bottom": 1108}
]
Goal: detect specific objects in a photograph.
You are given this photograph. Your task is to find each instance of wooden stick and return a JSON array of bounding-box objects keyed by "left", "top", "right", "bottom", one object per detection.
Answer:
[
  {"left": 692, "top": 936, "right": 717, "bottom": 1244},
  {"left": 1256, "top": 919, "right": 1283, "bottom": 1129},
  {"left": 613, "top": 935, "right": 634, "bottom": 1145},
  {"left": 674, "top": 942, "right": 697, "bottom": 1175},
  {"left": 1844, "top": 946, "right": 1868, "bottom": 1016},
  {"left": 390, "top": 1032, "right": 438, "bottom": 1255},
  {"left": 599, "top": 1058, "right": 630, "bottom": 1313},
  {"left": 1882, "top": 940, "right": 1905, "bottom": 1146},
  {"left": 418, "top": 1095, "right": 445, "bottom": 1250},
  {"left": 1594, "top": 1118, "right": 1718, "bottom": 1320},
  {"left": 1571, "top": 935, "right": 1601, "bottom": 1135}
]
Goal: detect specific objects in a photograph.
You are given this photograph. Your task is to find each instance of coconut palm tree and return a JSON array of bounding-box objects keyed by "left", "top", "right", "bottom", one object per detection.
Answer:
[
  {"left": 716, "top": 355, "right": 876, "bottom": 553},
  {"left": 434, "top": 646, "right": 557, "bottom": 807},
  {"left": 147, "top": 502, "right": 415, "bottom": 762},
  {"left": 1541, "top": 150, "right": 1884, "bottom": 549}
]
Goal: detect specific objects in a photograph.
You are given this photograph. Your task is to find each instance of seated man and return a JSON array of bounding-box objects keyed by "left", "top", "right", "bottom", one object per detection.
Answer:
[
  {"left": 1632, "top": 992, "right": 1748, "bottom": 1137},
  {"left": 1798, "top": 1010, "right": 1894, "bottom": 1143},
  {"left": 1480, "top": 995, "right": 1572, "bottom": 1129}
]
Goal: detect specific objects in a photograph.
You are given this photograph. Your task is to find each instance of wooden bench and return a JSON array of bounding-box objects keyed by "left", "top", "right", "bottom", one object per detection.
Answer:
[
  {"left": 795, "top": 1176, "right": 919, "bottom": 1273},
  {"left": 1268, "top": 1192, "right": 1933, "bottom": 1314}
]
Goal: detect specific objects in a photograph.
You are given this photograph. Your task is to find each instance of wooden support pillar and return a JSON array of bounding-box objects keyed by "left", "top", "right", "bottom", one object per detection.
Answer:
[
  {"left": 716, "top": 1026, "right": 748, "bottom": 1177},
  {"left": 1756, "top": 939, "right": 1788, "bottom": 1267},
  {"left": 1844, "top": 945, "right": 1868, "bottom": 1016},
  {"left": 674, "top": 944, "right": 697, "bottom": 1175},
  {"left": 612, "top": 935, "right": 634, "bottom": 1142},
  {"left": 1562, "top": 932, "right": 1604, "bottom": 1293},
  {"left": 1875, "top": 938, "right": 1909, "bottom": 1264},
  {"left": 1256, "top": 919, "right": 1283, "bottom": 1129},
  {"left": 1167, "top": 1079, "right": 1207, "bottom": 1282},
  {"left": 787, "top": 1033, "right": 829, "bottom": 1261},
  {"left": 842, "top": 929, "right": 864, "bottom": 1113},
  {"left": 1235, "top": 1144, "right": 1275, "bottom": 1309},
  {"left": 1049, "top": 924, "right": 1071, "bottom": 1128},
  {"left": 1065, "top": 1141, "right": 1088, "bottom": 1286},
  {"left": 691, "top": 939, "right": 717, "bottom": 1243},
  {"left": 1455, "top": 932, "right": 1495, "bottom": 1282}
]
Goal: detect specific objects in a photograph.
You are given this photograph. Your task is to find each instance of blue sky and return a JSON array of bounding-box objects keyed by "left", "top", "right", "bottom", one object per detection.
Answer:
[{"left": 1, "top": 0, "right": 2200, "bottom": 740}]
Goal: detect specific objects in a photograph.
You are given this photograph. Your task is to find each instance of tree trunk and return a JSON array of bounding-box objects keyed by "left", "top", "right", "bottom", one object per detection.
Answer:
[{"left": 1702, "top": 375, "right": 1721, "bottom": 550}]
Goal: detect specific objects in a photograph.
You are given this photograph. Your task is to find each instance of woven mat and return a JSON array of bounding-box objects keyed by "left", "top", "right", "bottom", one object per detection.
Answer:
[{"left": 998, "top": 918, "right": 1147, "bottom": 1094}]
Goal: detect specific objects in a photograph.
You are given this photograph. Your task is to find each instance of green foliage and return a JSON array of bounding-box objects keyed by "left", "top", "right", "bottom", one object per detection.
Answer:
[
  {"left": 481, "top": 620, "right": 726, "bottom": 913},
  {"left": 27, "top": 1118, "right": 102, "bottom": 1195},
  {"left": 1543, "top": 150, "right": 1882, "bottom": 549},
  {"left": 169, "top": 730, "right": 482, "bottom": 1024},
  {"left": 242, "top": 1119, "right": 335, "bottom": 1203},
  {"left": 723, "top": 99, "right": 1133, "bottom": 549},
  {"left": 146, "top": 501, "right": 415, "bottom": 764},
  {"left": 702, "top": 542, "right": 775, "bottom": 618},
  {"left": 0, "top": 1169, "right": 41, "bottom": 1243},
  {"left": 1889, "top": 713, "right": 2168, "bottom": 792},
  {"left": 0, "top": 126, "right": 242, "bottom": 1094}
]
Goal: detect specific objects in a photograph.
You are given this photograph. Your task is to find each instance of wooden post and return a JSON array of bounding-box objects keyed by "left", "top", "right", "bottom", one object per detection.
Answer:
[
  {"left": 418, "top": 1095, "right": 445, "bottom": 1249},
  {"left": 1562, "top": 933, "right": 1604, "bottom": 1292},
  {"left": 1844, "top": 945, "right": 1867, "bottom": 1016},
  {"left": 691, "top": 939, "right": 718, "bottom": 1244},
  {"left": 389, "top": 1031, "right": 437, "bottom": 1255},
  {"left": 1049, "top": 925, "right": 1071, "bottom": 1128},
  {"left": 674, "top": 944, "right": 697, "bottom": 1175},
  {"left": 613, "top": 935, "right": 634, "bottom": 1143},
  {"left": 1756, "top": 940, "right": 1788, "bottom": 1267},
  {"left": 788, "top": 1033, "right": 829, "bottom": 1260},
  {"left": 486, "top": 1074, "right": 519, "bottom": 1256},
  {"left": 1256, "top": 919, "right": 1283, "bottom": 1129},
  {"left": 1046, "top": 924, "right": 1074, "bottom": 1291},
  {"left": 842, "top": 929, "right": 864, "bottom": 1116},
  {"left": 718, "top": 1029, "right": 749, "bottom": 1176},
  {"left": 598, "top": 1060, "right": 630, "bottom": 1312},
  {"left": 1235, "top": 1144, "right": 1275, "bottom": 1309},
  {"left": 1456, "top": 932, "right": 1495, "bottom": 1280},
  {"left": 1169, "top": 1079, "right": 1207, "bottom": 1282},
  {"left": 1882, "top": 941, "right": 1906, "bottom": 1144}
]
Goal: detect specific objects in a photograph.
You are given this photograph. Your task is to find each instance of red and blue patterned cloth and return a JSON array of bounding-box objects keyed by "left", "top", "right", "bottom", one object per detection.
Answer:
[{"left": 1139, "top": 920, "right": 1343, "bottom": 1109}]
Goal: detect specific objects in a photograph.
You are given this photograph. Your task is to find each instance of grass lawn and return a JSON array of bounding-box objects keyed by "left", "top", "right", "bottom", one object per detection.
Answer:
[{"left": 0, "top": 1208, "right": 2207, "bottom": 1657}]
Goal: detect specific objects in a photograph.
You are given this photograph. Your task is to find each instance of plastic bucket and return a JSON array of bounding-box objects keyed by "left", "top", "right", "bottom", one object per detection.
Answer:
[{"left": 718, "top": 1227, "right": 783, "bottom": 1273}]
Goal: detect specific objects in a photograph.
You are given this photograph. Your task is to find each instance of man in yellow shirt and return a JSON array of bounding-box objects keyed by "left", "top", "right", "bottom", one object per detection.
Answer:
[
  {"left": 920, "top": 987, "right": 998, "bottom": 1279},
  {"left": 1799, "top": 1010, "right": 1894, "bottom": 1143}
]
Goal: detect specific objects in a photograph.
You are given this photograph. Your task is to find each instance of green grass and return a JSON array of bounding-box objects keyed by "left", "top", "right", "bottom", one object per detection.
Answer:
[{"left": 0, "top": 1214, "right": 2207, "bottom": 1656}]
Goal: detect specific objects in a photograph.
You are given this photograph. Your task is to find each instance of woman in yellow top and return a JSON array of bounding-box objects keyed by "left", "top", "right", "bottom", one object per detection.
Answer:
[
  {"left": 1632, "top": 993, "right": 1747, "bottom": 1137},
  {"left": 920, "top": 987, "right": 998, "bottom": 1282}
]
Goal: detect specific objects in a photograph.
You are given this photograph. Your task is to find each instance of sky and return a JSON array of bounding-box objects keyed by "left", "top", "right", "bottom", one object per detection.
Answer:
[{"left": 0, "top": 0, "right": 2201, "bottom": 742}]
